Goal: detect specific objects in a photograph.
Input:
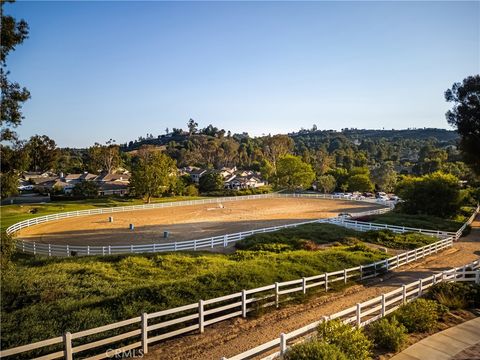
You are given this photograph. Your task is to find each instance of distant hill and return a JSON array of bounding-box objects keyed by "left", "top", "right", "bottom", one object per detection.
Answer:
[
  {"left": 290, "top": 128, "right": 458, "bottom": 143},
  {"left": 122, "top": 128, "right": 458, "bottom": 152}
]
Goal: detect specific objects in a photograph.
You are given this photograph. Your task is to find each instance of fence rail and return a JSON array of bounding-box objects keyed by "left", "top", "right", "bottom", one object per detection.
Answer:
[
  {"left": 1, "top": 206, "right": 477, "bottom": 359},
  {"left": 0, "top": 227, "right": 459, "bottom": 359},
  {"left": 224, "top": 259, "right": 480, "bottom": 360},
  {"left": 8, "top": 193, "right": 393, "bottom": 257},
  {"left": 6, "top": 193, "right": 393, "bottom": 235}
]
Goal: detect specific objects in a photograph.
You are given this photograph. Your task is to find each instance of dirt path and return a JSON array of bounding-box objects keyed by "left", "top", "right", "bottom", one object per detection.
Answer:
[{"left": 145, "top": 216, "right": 480, "bottom": 360}]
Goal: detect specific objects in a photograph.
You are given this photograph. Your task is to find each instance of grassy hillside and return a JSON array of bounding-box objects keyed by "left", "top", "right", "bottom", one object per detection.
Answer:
[
  {"left": 2, "top": 245, "right": 386, "bottom": 349},
  {"left": 236, "top": 223, "right": 438, "bottom": 252}
]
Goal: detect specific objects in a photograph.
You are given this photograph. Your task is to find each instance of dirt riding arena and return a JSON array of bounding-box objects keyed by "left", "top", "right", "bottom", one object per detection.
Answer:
[{"left": 17, "top": 198, "right": 385, "bottom": 246}]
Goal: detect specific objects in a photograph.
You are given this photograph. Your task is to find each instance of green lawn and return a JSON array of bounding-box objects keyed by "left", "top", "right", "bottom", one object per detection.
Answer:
[{"left": 0, "top": 196, "right": 205, "bottom": 232}]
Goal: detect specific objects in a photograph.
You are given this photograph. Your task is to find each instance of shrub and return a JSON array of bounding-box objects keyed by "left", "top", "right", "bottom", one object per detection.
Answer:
[
  {"left": 396, "top": 299, "right": 443, "bottom": 332},
  {"left": 367, "top": 317, "right": 407, "bottom": 352},
  {"left": 426, "top": 282, "right": 479, "bottom": 309},
  {"left": 361, "top": 230, "right": 436, "bottom": 250},
  {"left": 317, "top": 320, "right": 373, "bottom": 360},
  {"left": 284, "top": 341, "right": 347, "bottom": 360}
]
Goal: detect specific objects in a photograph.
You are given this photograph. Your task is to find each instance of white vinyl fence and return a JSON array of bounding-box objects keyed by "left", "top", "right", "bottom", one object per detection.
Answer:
[
  {"left": 224, "top": 259, "right": 480, "bottom": 360},
  {"left": 6, "top": 193, "right": 393, "bottom": 235},
  {"left": 1, "top": 206, "right": 477, "bottom": 359},
  {"left": 8, "top": 193, "right": 394, "bottom": 257},
  {"left": 0, "top": 224, "right": 458, "bottom": 360}
]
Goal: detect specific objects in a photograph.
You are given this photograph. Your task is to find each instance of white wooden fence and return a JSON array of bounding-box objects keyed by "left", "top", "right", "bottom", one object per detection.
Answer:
[
  {"left": 8, "top": 193, "right": 393, "bottom": 257},
  {"left": 6, "top": 193, "right": 393, "bottom": 235},
  {"left": 224, "top": 259, "right": 480, "bottom": 360},
  {"left": 0, "top": 225, "right": 457, "bottom": 360},
  {"left": 1, "top": 206, "right": 476, "bottom": 359}
]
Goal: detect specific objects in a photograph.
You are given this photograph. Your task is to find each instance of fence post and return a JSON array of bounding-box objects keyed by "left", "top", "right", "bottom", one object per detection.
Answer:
[
  {"left": 356, "top": 303, "right": 362, "bottom": 328},
  {"left": 360, "top": 265, "right": 363, "bottom": 280},
  {"left": 224, "top": 235, "right": 228, "bottom": 247},
  {"left": 22, "top": 240, "right": 25, "bottom": 253},
  {"left": 63, "top": 332, "right": 73, "bottom": 360},
  {"left": 280, "top": 333, "right": 287, "bottom": 355},
  {"left": 108, "top": 245, "right": 111, "bottom": 255},
  {"left": 241, "top": 290, "right": 247, "bottom": 318},
  {"left": 141, "top": 313, "right": 148, "bottom": 354},
  {"left": 414, "top": 248, "right": 418, "bottom": 261},
  {"left": 302, "top": 277, "right": 307, "bottom": 294},
  {"left": 476, "top": 271, "right": 480, "bottom": 284},
  {"left": 402, "top": 284, "right": 407, "bottom": 304},
  {"left": 275, "top": 282, "right": 280, "bottom": 308},
  {"left": 33, "top": 242, "right": 36, "bottom": 255},
  {"left": 48, "top": 244, "right": 51, "bottom": 256},
  {"left": 87, "top": 245, "right": 90, "bottom": 255},
  {"left": 66, "top": 244, "right": 69, "bottom": 257},
  {"left": 211, "top": 237, "right": 214, "bottom": 248},
  {"left": 419, "top": 279, "right": 423, "bottom": 297},
  {"left": 325, "top": 273, "right": 328, "bottom": 292},
  {"left": 344, "top": 269, "right": 347, "bottom": 284},
  {"left": 381, "top": 294, "right": 386, "bottom": 317},
  {"left": 199, "top": 300, "right": 205, "bottom": 333}
]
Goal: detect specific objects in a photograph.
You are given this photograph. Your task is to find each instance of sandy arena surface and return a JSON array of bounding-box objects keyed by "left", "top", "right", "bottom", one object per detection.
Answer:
[{"left": 17, "top": 198, "right": 384, "bottom": 246}]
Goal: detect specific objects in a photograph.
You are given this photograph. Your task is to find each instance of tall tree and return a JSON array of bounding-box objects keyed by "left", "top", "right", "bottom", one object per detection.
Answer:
[
  {"left": 87, "top": 140, "right": 120, "bottom": 174},
  {"left": 199, "top": 172, "right": 223, "bottom": 193},
  {"left": 1, "top": 1, "right": 30, "bottom": 141},
  {"left": 445, "top": 75, "right": 480, "bottom": 175},
  {"left": 262, "top": 135, "right": 294, "bottom": 172},
  {"left": 317, "top": 174, "right": 336, "bottom": 194},
  {"left": 348, "top": 174, "right": 374, "bottom": 192},
  {"left": 129, "top": 148, "right": 177, "bottom": 203},
  {"left": 371, "top": 162, "right": 397, "bottom": 192},
  {"left": 187, "top": 118, "right": 198, "bottom": 135},
  {"left": 26, "top": 135, "right": 58, "bottom": 172},
  {"left": 275, "top": 155, "right": 315, "bottom": 190}
]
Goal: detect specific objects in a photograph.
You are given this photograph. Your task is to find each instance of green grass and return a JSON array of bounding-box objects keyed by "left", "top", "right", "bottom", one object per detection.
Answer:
[
  {"left": 236, "top": 223, "right": 438, "bottom": 251},
  {"left": 1, "top": 246, "right": 387, "bottom": 349},
  {"left": 358, "top": 212, "right": 464, "bottom": 233},
  {"left": 0, "top": 196, "right": 205, "bottom": 232}
]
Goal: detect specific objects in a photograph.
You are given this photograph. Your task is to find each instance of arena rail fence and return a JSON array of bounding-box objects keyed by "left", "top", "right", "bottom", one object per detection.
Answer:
[
  {"left": 8, "top": 193, "right": 395, "bottom": 257},
  {"left": 223, "top": 259, "right": 480, "bottom": 360},
  {"left": 15, "top": 208, "right": 394, "bottom": 257},
  {"left": 6, "top": 193, "right": 393, "bottom": 236},
  {"left": 3, "top": 206, "right": 478, "bottom": 360}
]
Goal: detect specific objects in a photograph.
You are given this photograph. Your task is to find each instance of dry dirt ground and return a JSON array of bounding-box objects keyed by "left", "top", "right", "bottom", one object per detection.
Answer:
[
  {"left": 144, "top": 215, "right": 480, "bottom": 360},
  {"left": 17, "top": 198, "right": 383, "bottom": 246}
]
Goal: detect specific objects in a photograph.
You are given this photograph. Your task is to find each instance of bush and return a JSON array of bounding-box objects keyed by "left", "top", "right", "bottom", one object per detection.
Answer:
[
  {"left": 361, "top": 230, "right": 436, "bottom": 250},
  {"left": 396, "top": 172, "right": 461, "bottom": 218},
  {"left": 396, "top": 299, "right": 443, "bottom": 332},
  {"left": 367, "top": 317, "right": 407, "bottom": 351},
  {"left": 317, "top": 320, "right": 373, "bottom": 360},
  {"left": 426, "top": 282, "right": 480, "bottom": 309},
  {"left": 284, "top": 341, "right": 347, "bottom": 360}
]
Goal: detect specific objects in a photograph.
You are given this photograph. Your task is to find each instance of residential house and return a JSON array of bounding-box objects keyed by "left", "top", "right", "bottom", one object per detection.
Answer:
[
  {"left": 183, "top": 167, "right": 207, "bottom": 184},
  {"left": 224, "top": 175, "right": 265, "bottom": 190}
]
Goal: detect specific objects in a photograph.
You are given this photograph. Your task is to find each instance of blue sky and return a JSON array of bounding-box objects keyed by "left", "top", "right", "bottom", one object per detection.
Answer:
[{"left": 6, "top": 1, "right": 480, "bottom": 147}]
